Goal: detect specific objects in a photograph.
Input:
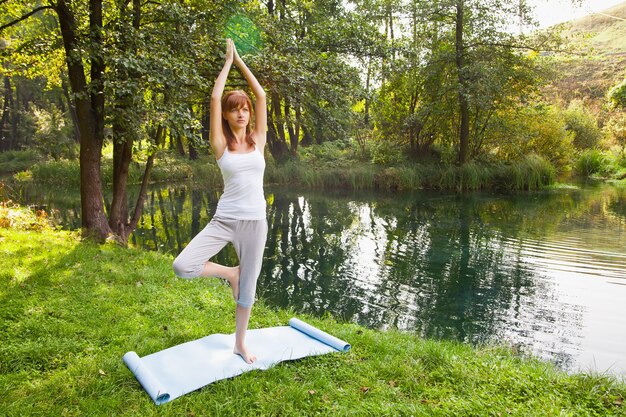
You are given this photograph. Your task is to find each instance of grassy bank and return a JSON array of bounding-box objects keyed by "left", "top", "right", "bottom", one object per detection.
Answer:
[
  {"left": 266, "top": 154, "right": 556, "bottom": 192},
  {"left": 3, "top": 148, "right": 557, "bottom": 192},
  {"left": 1, "top": 210, "right": 625, "bottom": 416}
]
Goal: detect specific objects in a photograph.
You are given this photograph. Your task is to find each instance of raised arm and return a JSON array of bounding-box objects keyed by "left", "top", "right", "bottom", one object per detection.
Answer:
[
  {"left": 232, "top": 41, "right": 267, "bottom": 150},
  {"left": 210, "top": 40, "right": 234, "bottom": 160}
]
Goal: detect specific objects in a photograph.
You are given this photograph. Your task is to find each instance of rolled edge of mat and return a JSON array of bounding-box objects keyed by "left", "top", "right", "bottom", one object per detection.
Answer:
[
  {"left": 123, "top": 351, "right": 171, "bottom": 405},
  {"left": 288, "top": 318, "right": 351, "bottom": 352}
]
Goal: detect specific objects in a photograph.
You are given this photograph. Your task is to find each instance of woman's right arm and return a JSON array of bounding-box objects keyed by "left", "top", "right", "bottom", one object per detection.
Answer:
[{"left": 210, "top": 40, "right": 234, "bottom": 160}]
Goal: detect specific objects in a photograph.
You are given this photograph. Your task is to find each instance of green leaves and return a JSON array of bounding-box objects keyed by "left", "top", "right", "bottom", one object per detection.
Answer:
[{"left": 609, "top": 78, "right": 626, "bottom": 109}]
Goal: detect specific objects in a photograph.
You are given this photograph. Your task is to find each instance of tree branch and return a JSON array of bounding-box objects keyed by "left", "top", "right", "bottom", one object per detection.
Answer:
[{"left": 0, "top": 5, "right": 54, "bottom": 32}]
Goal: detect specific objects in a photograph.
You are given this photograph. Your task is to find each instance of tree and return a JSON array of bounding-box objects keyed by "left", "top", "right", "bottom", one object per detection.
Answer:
[
  {"left": 245, "top": 0, "right": 377, "bottom": 160},
  {"left": 370, "top": 0, "right": 556, "bottom": 164},
  {"left": 0, "top": 0, "right": 229, "bottom": 243}
]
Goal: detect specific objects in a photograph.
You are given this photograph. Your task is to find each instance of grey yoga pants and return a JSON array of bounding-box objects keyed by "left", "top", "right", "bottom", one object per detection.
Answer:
[{"left": 172, "top": 216, "right": 268, "bottom": 308}]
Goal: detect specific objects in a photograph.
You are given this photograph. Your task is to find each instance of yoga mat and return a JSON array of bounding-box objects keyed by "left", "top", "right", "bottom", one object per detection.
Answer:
[{"left": 123, "top": 318, "right": 351, "bottom": 405}]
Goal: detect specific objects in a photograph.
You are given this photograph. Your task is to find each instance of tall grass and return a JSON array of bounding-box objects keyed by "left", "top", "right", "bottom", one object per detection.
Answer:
[
  {"left": 268, "top": 156, "right": 556, "bottom": 192},
  {"left": 576, "top": 149, "right": 606, "bottom": 177},
  {"left": 7, "top": 148, "right": 557, "bottom": 192},
  {"left": 575, "top": 148, "right": 626, "bottom": 180},
  {"left": 16, "top": 151, "right": 222, "bottom": 189}
]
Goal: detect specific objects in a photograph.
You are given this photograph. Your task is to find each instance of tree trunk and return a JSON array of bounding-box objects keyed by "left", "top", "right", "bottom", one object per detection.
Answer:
[
  {"left": 109, "top": 132, "right": 133, "bottom": 237},
  {"left": 61, "top": 75, "right": 80, "bottom": 143},
  {"left": 0, "top": 76, "right": 13, "bottom": 151},
  {"left": 266, "top": 92, "right": 289, "bottom": 160},
  {"left": 284, "top": 99, "right": 297, "bottom": 156},
  {"left": 456, "top": 0, "right": 470, "bottom": 165},
  {"left": 365, "top": 58, "right": 371, "bottom": 127},
  {"left": 174, "top": 132, "right": 186, "bottom": 156},
  {"left": 272, "top": 92, "right": 287, "bottom": 145},
  {"left": 56, "top": 0, "right": 111, "bottom": 241},
  {"left": 301, "top": 124, "right": 313, "bottom": 146},
  {"left": 294, "top": 104, "right": 301, "bottom": 153},
  {"left": 108, "top": 0, "right": 155, "bottom": 244},
  {"left": 266, "top": 112, "right": 289, "bottom": 160}
]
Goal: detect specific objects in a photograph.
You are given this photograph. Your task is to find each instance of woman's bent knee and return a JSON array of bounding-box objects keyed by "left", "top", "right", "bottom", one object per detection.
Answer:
[{"left": 172, "top": 258, "right": 200, "bottom": 279}]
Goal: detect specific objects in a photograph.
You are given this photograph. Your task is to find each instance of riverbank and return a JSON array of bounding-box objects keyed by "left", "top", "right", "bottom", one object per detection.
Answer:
[
  {"left": 5, "top": 145, "right": 626, "bottom": 192},
  {"left": 2, "top": 148, "right": 558, "bottom": 192},
  {"left": 1, "top": 209, "right": 624, "bottom": 416}
]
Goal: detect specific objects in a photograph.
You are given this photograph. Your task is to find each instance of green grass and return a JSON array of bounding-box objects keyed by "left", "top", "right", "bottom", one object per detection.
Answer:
[
  {"left": 1, "top": 225, "right": 625, "bottom": 416},
  {"left": 575, "top": 148, "right": 626, "bottom": 180}
]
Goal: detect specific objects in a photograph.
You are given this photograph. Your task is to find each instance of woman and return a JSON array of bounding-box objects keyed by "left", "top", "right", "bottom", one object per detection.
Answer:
[{"left": 173, "top": 39, "right": 267, "bottom": 364}]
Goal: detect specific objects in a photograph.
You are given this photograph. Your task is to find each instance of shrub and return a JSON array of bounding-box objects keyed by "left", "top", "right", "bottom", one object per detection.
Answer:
[
  {"left": 0, "top": 149, "right": 41, "bottom": 175},
  {"left": 0, "top": 201, "right": 52, "bottom": 231},
  {"left": 576, "top": 149, "right": 605, "bottom": 177},
  {"left": 370, "top": 140, "right": 405, "bottom": 166},
  {"left": 487, "top": 105, "right": 575, "bottom": 172},
  {"left": 563, "top": 100, "right": 604, "bottom": 150}
]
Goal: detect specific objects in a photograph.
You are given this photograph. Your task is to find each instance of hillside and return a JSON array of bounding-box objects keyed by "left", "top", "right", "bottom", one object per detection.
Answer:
[{"left": 543, "top": 1, "right": 626, "bottom": 107}]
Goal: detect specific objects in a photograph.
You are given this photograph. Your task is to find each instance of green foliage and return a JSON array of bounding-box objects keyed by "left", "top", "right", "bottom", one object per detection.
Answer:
[
  {"left": 0, "top": 201, "right": 52, "bottom": 231},
  {"left": 608, "top": 78, "right": 626, "bottom": 109},
  {"left": 21, "top": 151, "right": 216, "bottom": 189},
  {"left": 225, "top": 14, "right": 263, "bottom": 56},
  {"left": 490, "top": 104, "right": 575, "bottom": 172},
  {"left": 30, "top": 159, "right": 80, "bottom": 189},
  {"left": 31, "top": 105, "right": 77, "bottom": 159},
  {"left": 0, "top": 149, "right": 40, "bottom": 175},
  {"left": 370, "top": 139, "right": 405, "bottom": 166},
  {"left": 563, "top": 100, "right": 604, "bottom": 149},
  {"left": 298, "top": 141, "right": 353, "bottom": 165},
  {"left": 575, "top": 147, "right": 626, "bottom": 180},
  {"left": 266, "top": 156, "right": 555, "bottom": 192},
  {"left": 576, "top": 149, "right": 606, "bottom": 177},
  {"left": 605, "top": 112, "right": 626, "bottom": 148},
  {"left": 369, "top": 0, "right": 552, "bottom": 163}
]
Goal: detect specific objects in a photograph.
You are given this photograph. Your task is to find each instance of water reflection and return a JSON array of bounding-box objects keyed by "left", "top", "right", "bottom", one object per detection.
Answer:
[{"left": 16, "top": 183, "right": 626, "bottom": 375}]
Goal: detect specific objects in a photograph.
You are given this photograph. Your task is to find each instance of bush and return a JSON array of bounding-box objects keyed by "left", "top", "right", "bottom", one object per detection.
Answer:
[
  {"left": 298, "top": 140, "right": 351, "bottom": 164},
  {"left": 604, "top": 112, "right": 626, "bottom": 148},
  {"left": 0, "top": 201, "right": 52, "bottom": 231},
  {"left": 0, "top": 149, "right": 41, "bottom": 175},
  {"left": 573, "top": 147, "right": 626, "bottom": 179},
  {"left": 487, "top": 104, "right": 576, "bottom": 172},
  {"left": 370, "top": 140, "right": 405, "bottom": 166},
  {"left": 576, "top": 149, "right": 605, "bottom": 177},
  {"left": 563, "top": 100, "right": 604, "bottom": 150}
]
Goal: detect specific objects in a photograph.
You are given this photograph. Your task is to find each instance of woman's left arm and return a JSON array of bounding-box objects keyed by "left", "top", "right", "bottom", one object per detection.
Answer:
[{"left": 232, "top": 45, "right": 267, "bottom": 150}]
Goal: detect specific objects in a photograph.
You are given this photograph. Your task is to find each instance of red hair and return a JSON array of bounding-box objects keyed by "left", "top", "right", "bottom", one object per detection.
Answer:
[{"left": 221, "top": 90, "right": 255, "bottom": 150}]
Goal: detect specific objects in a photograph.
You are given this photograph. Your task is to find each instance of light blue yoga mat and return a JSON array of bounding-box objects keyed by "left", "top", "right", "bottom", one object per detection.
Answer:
[{"left": 123, "top": 318, "right": 350, "bottom": 405}]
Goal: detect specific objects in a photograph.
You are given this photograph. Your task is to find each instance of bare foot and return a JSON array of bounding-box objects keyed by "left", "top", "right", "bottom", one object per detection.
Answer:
[
  {"left": 234, "top": 344, "right": 257, "bottom": 364},
  {"left": 223, "top": 266, "right": 240, "bottom": 302}
]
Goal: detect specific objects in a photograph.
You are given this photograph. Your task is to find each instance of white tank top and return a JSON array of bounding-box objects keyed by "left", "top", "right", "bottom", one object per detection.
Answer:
[{"left": 215, "top": 146, "right": 266, "bottom": 220}]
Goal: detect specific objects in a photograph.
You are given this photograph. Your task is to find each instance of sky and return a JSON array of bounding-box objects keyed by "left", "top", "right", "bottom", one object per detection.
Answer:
[{"left": 529, "top": 0, "right": 626, "bottom": 27}]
